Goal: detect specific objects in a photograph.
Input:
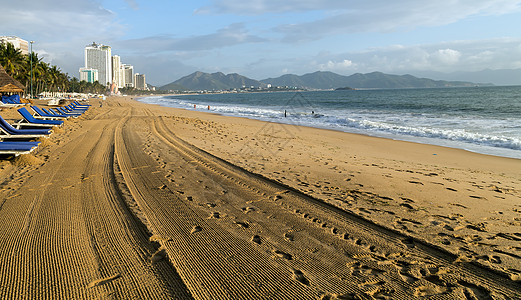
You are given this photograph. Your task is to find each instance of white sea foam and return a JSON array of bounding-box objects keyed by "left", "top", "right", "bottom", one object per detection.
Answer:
[{"left": 138, "top": 92, "right": 521, "bottom": 159}]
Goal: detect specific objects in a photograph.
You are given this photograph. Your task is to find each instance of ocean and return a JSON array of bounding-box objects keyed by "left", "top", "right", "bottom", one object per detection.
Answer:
[{"left": 138, "top": 86, "right": 521, "bottom": 159}]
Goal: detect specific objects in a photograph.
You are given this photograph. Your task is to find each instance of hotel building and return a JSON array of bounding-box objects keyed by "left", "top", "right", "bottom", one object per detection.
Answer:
[
  {"left": 0, "top": 36, "right": 29, "bottom": 55},
  {"left": 134, "top": 73, "right": 146, "bottom": 90},
  {"left": 121, "top": 64, "right": 134, "bottom": 88},
  {"left": 79, "top": 68, "right": 99, "bottom": 83},
  {"left": 84, "top": 42, "right": 112, "bottom": 86}
]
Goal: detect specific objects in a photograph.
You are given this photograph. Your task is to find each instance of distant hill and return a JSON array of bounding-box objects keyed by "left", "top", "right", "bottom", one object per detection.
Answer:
[
  {"left": 261, "top": 71, "right": 353, "bottom": 90},
  {"left": 411, "top": 69, "right": 519, "bottom": 86},
  {"left": 160, "top": 82, "right": 187, "bottom": 92},
  {"left": 160, "top": 71, "right": 265, "bottom": 91},
  {"left": 158, "top": 70, "right": 490, "bottom": 91},
  {"left": 261, "top": 71, "right": 489, "bottom": 90}
]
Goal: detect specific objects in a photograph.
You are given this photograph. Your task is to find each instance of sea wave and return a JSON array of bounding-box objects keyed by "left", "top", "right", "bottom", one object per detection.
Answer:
[{"left": 138, "top": 95, "right": 521, "bottom": 157}]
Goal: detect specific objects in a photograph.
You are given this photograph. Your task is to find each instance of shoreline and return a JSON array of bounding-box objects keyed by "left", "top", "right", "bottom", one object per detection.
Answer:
[
  {"left": 135, "top": 95, "right": 521, "bottom": 164},
  {"left": 136, "top": 93, "right": 521, "bottom": 160},
  {"left": 0, "top": 95, "right": 519, "bottom": 298}
]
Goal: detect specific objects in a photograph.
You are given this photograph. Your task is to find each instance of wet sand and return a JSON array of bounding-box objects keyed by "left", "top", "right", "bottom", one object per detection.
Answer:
[{"left": 0, "top": 96, "right": 519, "bottom": 299}]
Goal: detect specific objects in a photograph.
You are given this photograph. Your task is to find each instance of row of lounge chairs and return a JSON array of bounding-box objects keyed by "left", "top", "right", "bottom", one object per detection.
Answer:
[
  {"left": 1, "top": 95, "right": 24, "bottom": 106},
  {"left": 0, "top": 101, "right": 91, "bottom": 156}
]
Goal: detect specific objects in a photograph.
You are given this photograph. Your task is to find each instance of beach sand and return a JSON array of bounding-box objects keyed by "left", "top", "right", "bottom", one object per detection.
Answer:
[{"left": 0, "top": 96, "right": 519, "bottom": 299}]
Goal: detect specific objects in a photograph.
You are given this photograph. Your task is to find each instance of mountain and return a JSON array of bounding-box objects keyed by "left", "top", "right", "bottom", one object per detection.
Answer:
[
  {"left": 410, "top": 69, "right": 520, "bottom": 86},
  {"left": 158, "top": 70, "right": 491, "bottom": 92},
  {"left": 262, "top": 71, "right": 353, "bottom": 90},
  {"left": 261, "top": 71, "right": 488, "bottom": 90},
  {"left": 160, "top": 82, "right": 187, "bottom": 92},
  {"left": 160, "top": 71, "right": 265, "bottom": 91}
]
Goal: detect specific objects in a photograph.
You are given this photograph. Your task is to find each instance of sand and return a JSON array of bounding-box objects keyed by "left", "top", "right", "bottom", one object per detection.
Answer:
[{"left": 0, "top": 96, "right": 519, "bottom": 299}]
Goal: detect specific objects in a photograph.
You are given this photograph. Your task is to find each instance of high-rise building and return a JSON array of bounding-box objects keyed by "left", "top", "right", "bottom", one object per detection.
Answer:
[
  {"left": 0, "top": 36, "right": 29, "bottom": 55},
  {"left": 79, "top": 68, "right": 98, "bottom": 83},
  {"left": 134, "top": 73, "right": 146, "bottom": 90},
  {"left": 84, "top": 42, "right": 112, "bottom": 86},
  {"left": 121, "top": 64, "right": 134, "bottom": 87},
  {"left": 111, "top": 55, "right": 124, "bottom": 88}
]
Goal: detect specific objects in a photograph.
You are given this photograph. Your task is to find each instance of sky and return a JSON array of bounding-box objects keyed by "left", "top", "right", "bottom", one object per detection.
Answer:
[{"left": 2, "top": 0, "right": 521, "bottom": 85}]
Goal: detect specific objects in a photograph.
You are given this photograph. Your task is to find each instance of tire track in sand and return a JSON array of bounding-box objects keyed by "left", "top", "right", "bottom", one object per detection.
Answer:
[
  {"left": 115, "top": 112, "right": 316, "bottom": 299},
  {"left": 0, "top": 104, "right": 192, "bottom": 299},
  {"left": 139, "top": 114, "right": 519, "bottom": 299}
]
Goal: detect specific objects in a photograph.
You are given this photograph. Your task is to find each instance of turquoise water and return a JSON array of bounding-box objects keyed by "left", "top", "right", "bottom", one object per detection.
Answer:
[{"left": 139, "top": 86, "right": 521, "bottom": 159}]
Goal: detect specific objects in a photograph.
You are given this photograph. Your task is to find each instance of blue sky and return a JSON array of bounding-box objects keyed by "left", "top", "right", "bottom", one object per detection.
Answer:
[{"left": 2, "top": 0, "right": 521, "bottom": 85}]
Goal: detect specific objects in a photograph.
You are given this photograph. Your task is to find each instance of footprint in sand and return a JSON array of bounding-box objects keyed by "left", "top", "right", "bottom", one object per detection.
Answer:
[
  {"left": 190, "top": 225, "right": 202, "bottom": 234},
  {"left": 233, "top": 221, "right": 249, "bottom": 228},
  {"left": 408, "top": 180, "right": 424, "bottom": 185},
  {"left": 150, "top": 247, "right": 167, "bottom": 264},
  {"left": 241, "top": 207, "right": 255, "bottom": 213},
  {"left": 458, "top": 280, "right": 492, "bottom": 299},
  {"left": 284, "top": 232, "right": 295, "bottom": 241},
  {"left": 349, "top": 262, "right": 385, "bottom": 276},
  {"left": 273, "top": 250, "right": 292, "bottom": 260},
  {"left": 400, "top": 203, "right": 415, "bottom": 210},
  {"left": 251, "top": 235, "right": 261, "bottom": 244},
  {"left": 291, "top": 269, "right": 309, "bottom": 285}
]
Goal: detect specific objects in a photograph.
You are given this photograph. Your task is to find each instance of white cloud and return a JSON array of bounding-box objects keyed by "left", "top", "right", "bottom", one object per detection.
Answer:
[
  {"left": 200, "top": 0, "right": 521, "bottom": 42},
  {"left": 318, "top": 59, "right": 355, "bottom": 71},
  {"left": 115, "top": 23, "right": 266, "bottom": 53},
  {"left": 434, "top": 49, "right": 462, "bottom": 65},
  {"left": 201, "top": 0, "right": 521, "bottom": 15},
  {"left": 307, "top": 38, "right": 521, "bottom": 74}
]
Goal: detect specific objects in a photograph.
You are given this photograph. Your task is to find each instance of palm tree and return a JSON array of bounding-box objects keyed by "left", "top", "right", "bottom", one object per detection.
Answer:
[
  {"left": 0, "top": 42, "right": 102, "bottom": 96},
  {"left": 0, "top": 42, "right": 26, "bottom": 81}
]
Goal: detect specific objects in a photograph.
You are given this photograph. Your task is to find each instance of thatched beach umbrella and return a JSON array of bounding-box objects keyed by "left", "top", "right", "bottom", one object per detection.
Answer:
[{"left": 0, "top": 64, "right": 24, "bottom": 94}]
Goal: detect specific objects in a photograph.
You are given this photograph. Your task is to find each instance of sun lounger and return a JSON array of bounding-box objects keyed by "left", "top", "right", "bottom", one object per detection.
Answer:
[
  {"left": 71, "top": 102, "right": 90, "bottom": 109},
  {"left": 54, "top": 107, "right": 82, "bottom": 117},
  {"left": 1, "top": 95, "right": 24, "bottom": 107},
  {"left": 2, "top": 95, "right": 22, "bottom": 105},
  {"left": 63, "top": 104, "right": 87, "bottom": 113},
  {"left": 30, "top": 106, "right": 68, "bottom": 120},
  {"left": 0, "top": 141, "right": 40, "bottom": 156},
  {"left": 0, "top": 115, "right": 51, "bottom": 139},
  {"left": 16, "top": 107, "right": 64, "bottom": 128},
  {"left": 73, "top": 100, "right": 91, "bottom": 107},
  {"left": 43, "top": 108, "right": 65, "bottom": 116}
]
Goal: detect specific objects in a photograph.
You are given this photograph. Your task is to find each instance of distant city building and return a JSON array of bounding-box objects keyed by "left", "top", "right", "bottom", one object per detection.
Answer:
[
  {"left": 134, "top": 73, "right": 146, "bottom": 90},
  {"left": 122, "top": 64, "right": 134, "bottom": 87},
  {"left": 84, "top": 42, "right": 112, "bottom": 86},
  {"left": 79, "top": 67, "right": 98, "bottom": 83},
  {"left": 111, "top": 55, "right": 124, "bottom": 88},
  {"left": 0, "top": 36, "right": 29, "bottom": 55}
]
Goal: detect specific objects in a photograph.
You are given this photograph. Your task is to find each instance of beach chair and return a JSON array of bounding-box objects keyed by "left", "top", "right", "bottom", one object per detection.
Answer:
[
  {"left": 54, "top": 107, "right": 82, "bottom": 117},
  {"left": 63, "top": 104, "right": 88, "bottom": 113},
  {"left": 0, "top": 141, "right": 40, "bottom": 156},
  {"left": 16, "top": 107, "right": 64, "bottom": 128},
  {"left": 2, "top": 95, "right": 22, "bottom": 104},
  {"left": 0, "top": 115, "right": 51, "bottom": 139},
  {"left": 1, "top": 95, "right": 24, "bottom": 107},
  {"left": 73, "top": 100, "right": 91, "bottom": 107},
  {"left": 43, "top": 108, "right": 64, "bottom": 116},
  {"left": 31, "top": 106, "right": 68, "bottom": 120}
]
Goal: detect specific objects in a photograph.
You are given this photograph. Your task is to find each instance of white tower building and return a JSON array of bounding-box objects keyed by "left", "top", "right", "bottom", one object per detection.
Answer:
[
  {"left": 111, "top": 55, "right": 124, "bottom": 88},
  {"left": 121, "top": 64, "right": 134, "bottom": 87},
  {"left": 84, "top": 42, "right": 112, "bottom": 86}
]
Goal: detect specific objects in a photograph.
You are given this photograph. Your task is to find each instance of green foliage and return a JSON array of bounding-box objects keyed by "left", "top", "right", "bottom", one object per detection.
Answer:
[{"left": 0, "top": 42, "right": 107, "bottom": 95}]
